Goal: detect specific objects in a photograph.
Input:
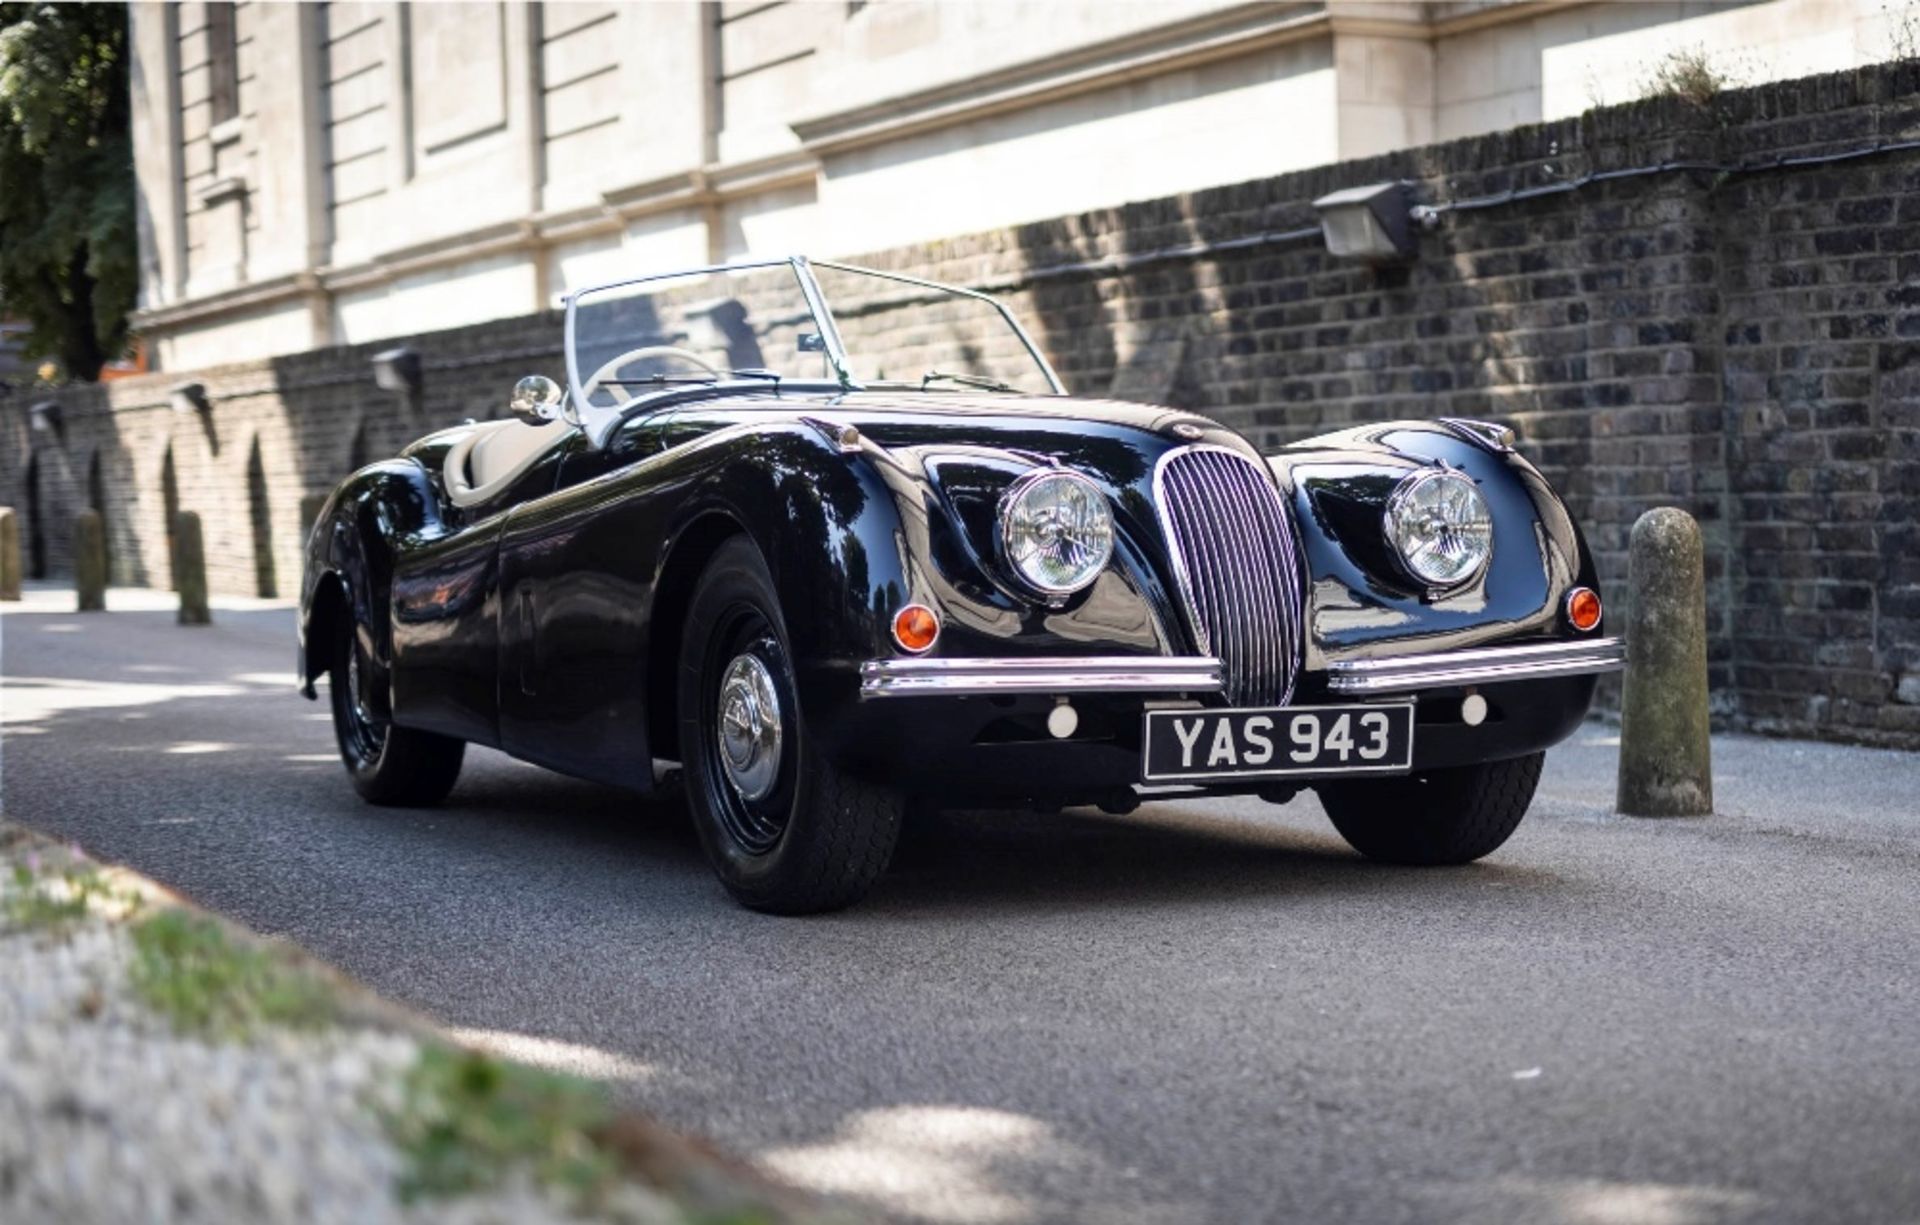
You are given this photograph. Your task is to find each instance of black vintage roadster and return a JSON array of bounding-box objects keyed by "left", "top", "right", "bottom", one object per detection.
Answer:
[{"left": 299, "top": 257, "right": 1622, "bottom": 913}]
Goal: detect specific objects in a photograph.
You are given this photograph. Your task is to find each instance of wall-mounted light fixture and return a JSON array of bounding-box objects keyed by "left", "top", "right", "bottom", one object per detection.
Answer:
[
  {"left": 1312, "top": 181, "right": 1437, "bottom": 263},
  {"left": 28, "top": 400, "right": 64, "bottom": 445},
  {"left": 371, "top": 347, "right": 423, "bottom": 398},
  {"left": 170, "top": 381, "right": 211, "bottom": 415},
  {"left": 171, "top": 381, "right": 220, "bottom": 454}
]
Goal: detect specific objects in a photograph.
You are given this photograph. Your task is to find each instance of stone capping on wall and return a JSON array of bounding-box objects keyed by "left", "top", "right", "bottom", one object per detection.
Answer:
[{"left": 6, "top": 58, "right": 1920, "bottom": 750}]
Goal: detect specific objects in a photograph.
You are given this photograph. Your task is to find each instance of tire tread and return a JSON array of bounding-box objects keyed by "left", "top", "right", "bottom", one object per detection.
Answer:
[{"left": 1320, "top": 751, "right": 1542, "bottom": 865}]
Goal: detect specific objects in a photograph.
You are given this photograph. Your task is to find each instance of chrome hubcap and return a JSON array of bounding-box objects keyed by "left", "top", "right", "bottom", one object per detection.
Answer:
[{"left": 716, "top": 653, "right": 783, "bottom": 802}]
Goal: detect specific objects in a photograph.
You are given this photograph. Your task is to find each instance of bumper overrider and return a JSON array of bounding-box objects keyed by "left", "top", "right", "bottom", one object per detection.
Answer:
[{"left": 859, "top": 638, "right": 1624, "bottom": 699}]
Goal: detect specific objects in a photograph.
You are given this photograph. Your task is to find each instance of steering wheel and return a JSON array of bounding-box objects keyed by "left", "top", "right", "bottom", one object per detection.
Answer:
[{"left": 580, "top": 346, "right": 721, "bottom": 407}]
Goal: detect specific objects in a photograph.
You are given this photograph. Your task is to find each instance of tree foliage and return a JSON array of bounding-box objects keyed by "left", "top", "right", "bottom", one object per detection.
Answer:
[{"left": 0, "top": 2, "right": 134, "bottom": 381}]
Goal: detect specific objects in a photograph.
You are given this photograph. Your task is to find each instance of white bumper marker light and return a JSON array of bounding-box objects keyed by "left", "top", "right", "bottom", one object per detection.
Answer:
[{"left": 1047, "top": 700, "right": 1079, "bottom": 739}]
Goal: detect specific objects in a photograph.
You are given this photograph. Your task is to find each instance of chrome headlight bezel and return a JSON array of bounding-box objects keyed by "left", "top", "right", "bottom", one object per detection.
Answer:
[
  {"left": 1383, "top": 467, "right": 1493, "bottom": 589},
  {"left": 996, "top": 469, "right": 1115, "bottom": 599}
]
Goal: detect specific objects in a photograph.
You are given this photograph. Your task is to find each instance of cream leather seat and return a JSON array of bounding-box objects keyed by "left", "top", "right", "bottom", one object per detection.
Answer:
[{"left": 442, "top": 420, "right": 573, "bottom": 508}]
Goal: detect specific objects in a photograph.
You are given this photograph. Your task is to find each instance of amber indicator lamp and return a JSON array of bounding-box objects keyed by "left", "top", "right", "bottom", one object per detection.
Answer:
[
  {"left": 892, "top": 604, "right": 940, "bottom": 653},
  {"left": 1565, "top": 587, "right": 1602, "bottom": 632}
]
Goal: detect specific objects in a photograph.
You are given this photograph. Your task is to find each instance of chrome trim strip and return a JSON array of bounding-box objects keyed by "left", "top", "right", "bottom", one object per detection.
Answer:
[
  {"left": 1436, "top": 417, "right": 1516, "bottom": 453},
  {"left": 789, "top": 255, "right": 863, "bottom": 391},
  {"left": 1323, "top": 637, "right": 1626, "bottom": 694},
  {"left": 860, "top": 656, "right": 1223, "bottom": 697}
]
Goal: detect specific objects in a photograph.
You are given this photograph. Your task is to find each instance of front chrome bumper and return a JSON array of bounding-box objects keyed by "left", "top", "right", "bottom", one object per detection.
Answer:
[
  {"left": 1324, "top": 637, "right": 1626, "bottom": 695},
  {"left": 858, "top": 638, "right": 1625, "bottom": 699},
  {"left": 860, "top": 656, "right": 1223, "bottom": 697}
]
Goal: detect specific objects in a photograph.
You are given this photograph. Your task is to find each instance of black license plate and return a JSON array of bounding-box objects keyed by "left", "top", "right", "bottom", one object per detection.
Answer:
[{"left": 1141, "top": 704, "right": 1415, "bottom": 782}]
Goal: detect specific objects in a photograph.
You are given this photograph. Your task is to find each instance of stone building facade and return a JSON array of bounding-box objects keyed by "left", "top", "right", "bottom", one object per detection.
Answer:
[
  {"left": 6, "top": 60, "right": 1919, "bottom": 747},
  {"left": 130, "top": 0, "right": 1908, "bottom": 370}
]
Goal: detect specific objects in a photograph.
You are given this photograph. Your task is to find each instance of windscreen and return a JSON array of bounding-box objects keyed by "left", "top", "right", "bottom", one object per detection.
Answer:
[
  {"left": 567, "top": 263, "right": 836, "bottom": 418},
  {"left": 809, "top": 262, "right": 1058, "bottom": 395}
]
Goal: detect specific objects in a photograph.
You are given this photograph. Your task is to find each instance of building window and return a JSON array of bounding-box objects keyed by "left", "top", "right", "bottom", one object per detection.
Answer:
[{"left": 206, "top": 2, "right": 239, "bottom": 125}]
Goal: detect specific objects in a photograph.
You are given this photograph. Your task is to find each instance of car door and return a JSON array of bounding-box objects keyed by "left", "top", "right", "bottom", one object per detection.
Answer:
[
  {"left": 492, "top": 410, "right": 680, "bottom": 788},
  {"left": 387, "top": 425, "right": 578, "bottom": 748}
]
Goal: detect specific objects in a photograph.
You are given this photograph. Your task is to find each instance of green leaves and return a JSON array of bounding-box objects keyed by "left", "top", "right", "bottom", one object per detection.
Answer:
[{"left": 0, "top": 2, "right": 134, "bottom": 380}]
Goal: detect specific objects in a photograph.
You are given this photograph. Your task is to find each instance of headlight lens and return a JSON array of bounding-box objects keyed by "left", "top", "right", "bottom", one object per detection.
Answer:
[
  {"left": 1385, "top": 469, "right": 1493, "bottom": 586},
  {"left": 999, "top": 470, "right": 1114, "bottom": 596}
]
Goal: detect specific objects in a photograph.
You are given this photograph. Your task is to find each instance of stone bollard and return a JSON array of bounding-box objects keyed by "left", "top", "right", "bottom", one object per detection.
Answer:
[
  {"left": 74, "top": 510, "right": 108, "bottom": 612},
  {"left": 174, "top": 511, "right": 211, "bottom": 626},
  {"left": 1616, "top": 507, "right": 1712, "bottom": 816},
  {"left": 0, "top": 507, "right": 19, "bottom": 601}
]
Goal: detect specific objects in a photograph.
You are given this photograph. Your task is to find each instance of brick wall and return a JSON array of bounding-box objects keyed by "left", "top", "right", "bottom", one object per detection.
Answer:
[{"left": 4, "top": 61, "right": 1917, "bottom": 747}]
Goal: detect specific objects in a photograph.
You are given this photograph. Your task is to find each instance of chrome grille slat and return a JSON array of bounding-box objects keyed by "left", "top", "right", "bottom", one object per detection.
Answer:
[
  {"left": 1154, "top": 446, "right": 1306, "bottom": 707},
  {"left": 1216, "top": 451, "right": 1270, "bottom": 695},
  {"left": 1203, "top": 453, "right": 1252, "bottom": 700}
]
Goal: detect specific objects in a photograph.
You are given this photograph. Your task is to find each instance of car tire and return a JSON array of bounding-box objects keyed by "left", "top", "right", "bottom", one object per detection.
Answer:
[
  {"left": 678, "top": 537, "right": 903, "bottom": 914},
  {"left": 1317, "top": 751, "right": 1543, "bottom": 865},
  {"left": 328, "top": 612, "right": 464, "bottom": 807}
]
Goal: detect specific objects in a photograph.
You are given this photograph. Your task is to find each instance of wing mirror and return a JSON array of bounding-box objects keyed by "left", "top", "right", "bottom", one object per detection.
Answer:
[{"left": 508, "top": 374, "right": 566, "bottom": 426}]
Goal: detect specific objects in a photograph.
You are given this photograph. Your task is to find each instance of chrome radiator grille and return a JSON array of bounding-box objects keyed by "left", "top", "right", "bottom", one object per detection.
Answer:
[{"left": 1154, "top": 447, "right": 1306, "bottom": 706}]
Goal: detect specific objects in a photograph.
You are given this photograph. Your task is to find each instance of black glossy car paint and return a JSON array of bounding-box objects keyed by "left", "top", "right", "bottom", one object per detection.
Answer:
[{"left": 299, "top": 386, "right": 1605, "bottom": 807}]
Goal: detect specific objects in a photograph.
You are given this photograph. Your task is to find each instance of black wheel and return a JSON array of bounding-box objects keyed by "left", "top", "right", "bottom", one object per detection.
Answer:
[
  {"left": 1317, "top": 751, "right": 1543, "bottom": 865},
  {"left": 328, "top": 612, "right": 464, "bottom": 806},
  {"left": 677, "top": 537, "right": 903, "bottom": 914}
]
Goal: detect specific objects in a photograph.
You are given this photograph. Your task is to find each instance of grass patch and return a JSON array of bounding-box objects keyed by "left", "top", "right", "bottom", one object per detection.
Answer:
[
  {"left": 383, "top": 1045, "right": 622, "bottom": 1208},
  {"left": 128, "top": 909, "right": 336, "bottom": 1037},
  {"left": 3, "top": 857, "right": 135, "bottom": 932},
  {"left": 1641, "top": 45, "right": 1738, "bottom": 108}
]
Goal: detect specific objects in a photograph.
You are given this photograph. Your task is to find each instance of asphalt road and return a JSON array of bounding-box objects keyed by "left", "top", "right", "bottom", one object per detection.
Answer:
[{"left": 4, "top": 589, "right": 1918, "bottom": 1225}]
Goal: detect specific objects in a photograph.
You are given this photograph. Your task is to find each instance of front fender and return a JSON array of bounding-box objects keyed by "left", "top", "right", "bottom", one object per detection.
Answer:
[
  {"left": 297, "top": 459, "right": 447, "bottom": 697},
  {"left": 1270, "top": 421, "right": 1602, "bottom": 677},
  {"left": 487, "top": 420, "right": 919, "bottom": 781},
  {"left": 655, "top": 423, "right": 914, "bottom": 674}
]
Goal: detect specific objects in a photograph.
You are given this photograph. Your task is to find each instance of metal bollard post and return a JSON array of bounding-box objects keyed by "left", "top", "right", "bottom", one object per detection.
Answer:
[
  {"left": 174, "top": 511, "right": 211, "bottom": 626},
  {"left": 74, "top": 509, "right": 107, "bottom": 612},
  {"left": 0, "top": 507, "right": 19, "bottom": 601},
  {"left": 1616, "top": 507, "right": 1712, "bottom": 816}
]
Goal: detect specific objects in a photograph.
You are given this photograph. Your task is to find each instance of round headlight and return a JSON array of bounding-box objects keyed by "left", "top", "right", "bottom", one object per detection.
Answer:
[
  {"left": 999, "top": 470, "right": 1114, "bottom": 597},
  {"left": 1385, "top": 468, "right": 1492, "bottom": 587}
]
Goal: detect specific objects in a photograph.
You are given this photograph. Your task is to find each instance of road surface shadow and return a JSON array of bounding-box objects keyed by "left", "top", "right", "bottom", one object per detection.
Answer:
[
  {"left": 426, "top": 765, "right": 1561, "bottom": 917},
  {"left": 2, "top": 596, "right": 1566, "bottom": 921}
]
